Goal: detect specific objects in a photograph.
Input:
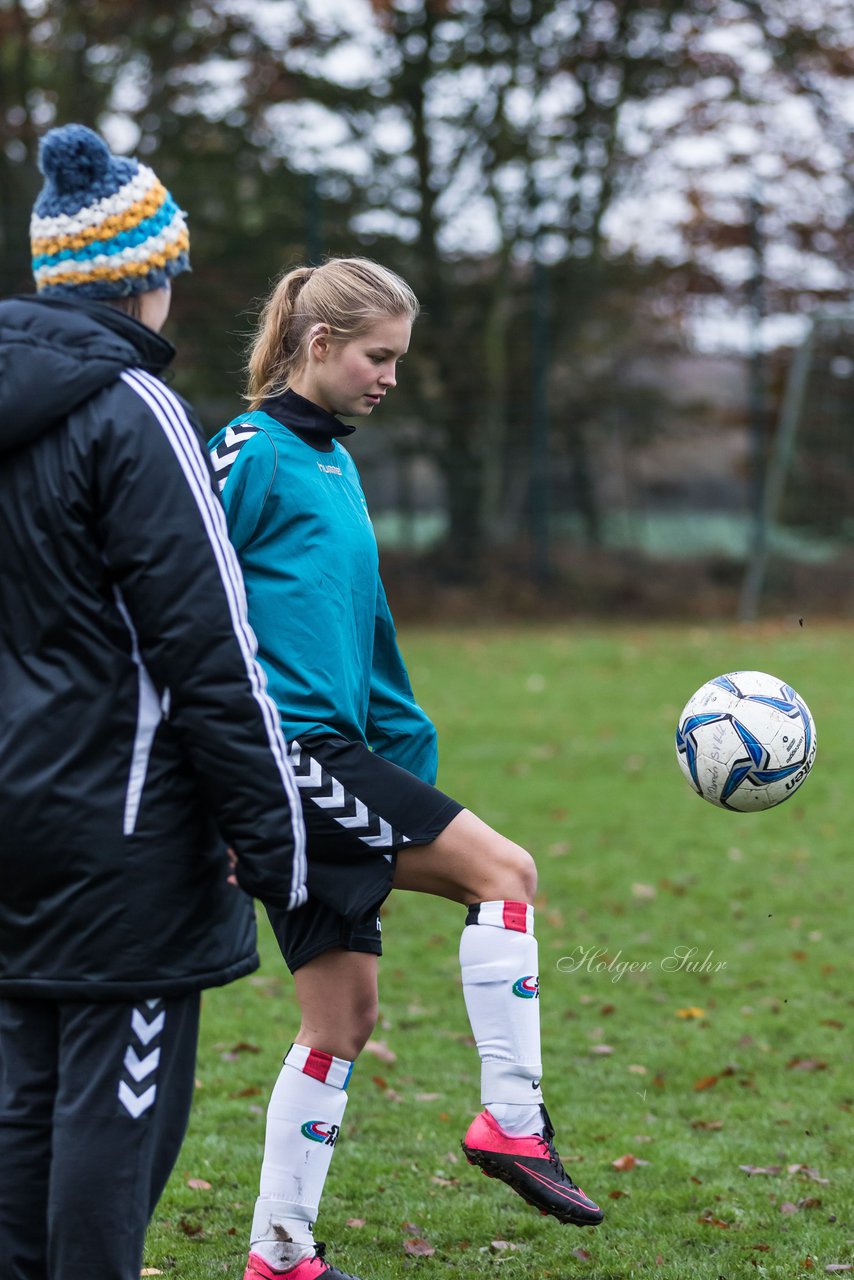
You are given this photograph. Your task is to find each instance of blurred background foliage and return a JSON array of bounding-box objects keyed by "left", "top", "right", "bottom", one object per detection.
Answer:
[{"left": 2, "top": 0, "right": 853, "bottom": 614}]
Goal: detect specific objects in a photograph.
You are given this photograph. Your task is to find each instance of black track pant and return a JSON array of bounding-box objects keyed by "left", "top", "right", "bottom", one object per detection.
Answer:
[{"left": 0, "top": 992, "right": 200, "bottom": 1280}]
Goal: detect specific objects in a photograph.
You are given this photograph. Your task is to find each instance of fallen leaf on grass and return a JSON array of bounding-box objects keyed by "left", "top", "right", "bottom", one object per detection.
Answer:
[
  {"left": 415, "top": 1092, "right": 441, "bottom": 1101},
  {"left": 697, "top": 1212, "right": 730, "bottom": 1229},
  {"left": 740, "top": 1165, "right": 782, "bottom": 1176},
  {"left": 179, "top": 1219, "right": 204, "bottom": 1237},
  {"left": 221, "top": 1041, "right": 261, "bottom": 1061},
  {"left": 693, "top": 1075, "right": 719, "bottom": 1091},
  {"left": 230, "top": 1086, "right": 262, "bottom": 1098},
  {"left": 780, "top": 1202, "right": 799, "bottom": 1214},
  {"left": 365, "top": 1039, "right": 397, "bottom": 1064},
  {"left": 747, "top": 1244, "right": 772, "bottom": 1252},
  {"left": 692, "top": 1119, "right": 724, "bottom": 1130},
  {"left": 346, "top": 1219, "right": 366, "bottom": 1228},
  {"left": 608, "top": 1189, "right": 630, "bottom": 1199},
  {"left": 430, "top": 1175, "right": 458, "bottom": 1187},
  {"left": 571, "top": 1246, "right": 592, "bottom": 1261},
  {"left": 676, "top": 1007, "right": 705, "bottom": 1020},
  {"left": 612, "top": 1153, "right": 636, "bottom": 1172},
  {"left": 590, "top": 1044, "right": 614, "bottom": 1055},
  {"left": 787, "top": 1057, "right": 828, "bottom": 1072},
  {"left": 403, "top": 1239, "right": 435, "bottom": 1257},
  {"left": 631, "top": 883, "right": 656, "bottom": 900},
  {"left": 490, "top": 1241, "right": 518, "bottom": 1252},
  {"left": 825, "top": 1266, "right": 854, "bottom": 1273},
  {"left": 140, "top": 1271, "right": 163, "bottom": 1277},
  {"left": 787, "top": 1164, "right": 830, "bottom": 1184},
  {"left": 186, "top": 1177, "right": 212, "bottom": 1190}
]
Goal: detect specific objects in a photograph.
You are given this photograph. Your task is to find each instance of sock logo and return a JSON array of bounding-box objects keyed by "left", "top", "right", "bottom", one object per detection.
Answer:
[
  {"left": 300, "top": 1120, "right": 340, "bottom": 1146},
  {"left": 512, "top": 974, "right": 539, "bottom": 999}
]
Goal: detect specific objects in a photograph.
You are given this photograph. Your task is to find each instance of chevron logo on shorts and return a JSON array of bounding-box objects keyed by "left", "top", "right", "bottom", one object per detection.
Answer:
[
  {"left": 118, "top": 998, "right": 164, "bottom": 1119},
  {"left": 210, "top": 424, "right": 261, "bottom": 492},
  {"left": 289, "top": 741, "right": 397, "bottom": 854}
]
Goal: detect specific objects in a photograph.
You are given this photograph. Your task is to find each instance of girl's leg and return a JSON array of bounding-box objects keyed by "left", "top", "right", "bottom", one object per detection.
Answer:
[
  {"left": 393, "top": 809, "right": 603, "bottom": 1228},
  {"left": 394, "top": 809, "right": 542, "bottom": 1128},
  {"left": 391, "top": 808, "right": 537, "bottom": 904},
  {"left": 247, "top": 949, "right": 377, "bottom": 1278}
]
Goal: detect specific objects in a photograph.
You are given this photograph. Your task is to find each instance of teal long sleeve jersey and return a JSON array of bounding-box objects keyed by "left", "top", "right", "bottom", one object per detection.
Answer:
[{"left": 209, "top": 390, "right": 438, "bottom": 784}]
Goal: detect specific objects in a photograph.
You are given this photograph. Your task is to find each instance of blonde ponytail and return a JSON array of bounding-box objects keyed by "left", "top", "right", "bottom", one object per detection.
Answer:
[{"left": 245, "top": 257, "right": 419, "bottom": 409}]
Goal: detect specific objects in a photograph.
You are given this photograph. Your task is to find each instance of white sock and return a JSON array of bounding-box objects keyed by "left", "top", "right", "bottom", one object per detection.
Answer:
[
  {"left": 460, "top": 900, "right": 544, "bottom": 1136},
  {"left": 250, "top": 1044, "right": 351, "bottom": 1270}
]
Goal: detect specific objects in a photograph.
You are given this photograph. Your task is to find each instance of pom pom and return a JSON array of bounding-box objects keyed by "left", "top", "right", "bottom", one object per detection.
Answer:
[{"left": 38, "top": 124, "right": 111, "bottom": 194}]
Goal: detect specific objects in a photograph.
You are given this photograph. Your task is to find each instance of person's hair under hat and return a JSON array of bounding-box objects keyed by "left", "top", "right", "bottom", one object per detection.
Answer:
[{"left": 30, "top": 123, "right": 190, "bottom": 300}]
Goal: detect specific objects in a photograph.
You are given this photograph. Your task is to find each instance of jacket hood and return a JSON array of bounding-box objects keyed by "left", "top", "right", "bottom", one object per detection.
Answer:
[{"left": 0, "top": 295, "right": 175, "bottom": 457}]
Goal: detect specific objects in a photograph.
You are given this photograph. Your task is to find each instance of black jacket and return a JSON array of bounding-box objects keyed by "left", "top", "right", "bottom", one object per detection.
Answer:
[{"left": 0, "top": 296, "right": 306, "bottom": 1000}]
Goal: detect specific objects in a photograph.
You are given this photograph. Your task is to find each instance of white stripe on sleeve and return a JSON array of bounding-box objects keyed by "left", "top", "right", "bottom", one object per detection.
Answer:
[{"left": 119, "top": 368, "right": 307, "bottom": 909}]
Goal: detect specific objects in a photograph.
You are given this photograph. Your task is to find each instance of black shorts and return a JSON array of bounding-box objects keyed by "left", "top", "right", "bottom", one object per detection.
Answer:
[{"left": 265, "top": 734, "right": 463, "bottom": 972}]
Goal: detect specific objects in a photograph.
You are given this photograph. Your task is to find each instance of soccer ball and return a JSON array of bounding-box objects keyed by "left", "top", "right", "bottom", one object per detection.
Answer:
[{"left": 675, "top": 671, "right": 817, "bottom": 812}]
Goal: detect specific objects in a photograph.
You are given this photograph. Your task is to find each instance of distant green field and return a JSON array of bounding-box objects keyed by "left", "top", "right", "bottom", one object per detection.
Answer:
[{"left": 146, "top": 623, "right": 853, "bottom": 1280}]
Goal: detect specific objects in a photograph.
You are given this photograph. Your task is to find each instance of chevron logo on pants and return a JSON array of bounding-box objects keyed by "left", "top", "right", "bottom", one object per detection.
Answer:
[
  {"left": 118, "top": 999, "right": 164, "bottom": 1119},
  {"left": 289, "top": 741, "right": 399, "bottom": 856}
]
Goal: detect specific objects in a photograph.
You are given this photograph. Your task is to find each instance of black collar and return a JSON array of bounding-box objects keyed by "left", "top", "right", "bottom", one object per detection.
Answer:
[{"left": 259, "top": 388, "right": 356, "bottom": 453}]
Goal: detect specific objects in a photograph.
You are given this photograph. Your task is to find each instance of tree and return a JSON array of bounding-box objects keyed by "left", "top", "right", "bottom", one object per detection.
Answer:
[{"left": 0, "top": 0, "right": 353, "bottom": 411}]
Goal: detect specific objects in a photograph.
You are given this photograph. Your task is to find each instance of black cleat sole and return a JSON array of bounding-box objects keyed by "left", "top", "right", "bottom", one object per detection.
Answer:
[{"left": 462, "top": 1143, "right": 604, "bottom": 1228}]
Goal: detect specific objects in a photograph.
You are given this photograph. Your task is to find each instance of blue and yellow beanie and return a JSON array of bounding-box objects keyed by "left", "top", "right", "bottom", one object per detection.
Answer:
[{"left": 30, "top": 124, "right": 190, "bottom": 299}]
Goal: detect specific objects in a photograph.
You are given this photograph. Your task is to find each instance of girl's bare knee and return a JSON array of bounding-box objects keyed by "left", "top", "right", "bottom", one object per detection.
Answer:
[
  {"left": 352, "top": 992, "right": 380, "bottom": 1056},
  {"left": 515, "top": 847, "right": 538, "bottom": 901},
  {"left": 474, "top": 839, "right": 537, "bottom": 903},
  {"left": 297, "top": 999, "right": 377, "bottom": 1061}
]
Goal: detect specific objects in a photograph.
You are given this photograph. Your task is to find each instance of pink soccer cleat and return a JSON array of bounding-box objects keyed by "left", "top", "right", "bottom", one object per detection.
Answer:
[
  {"left": 461, "top": 1106, "right": 604, "bottom": 1227},
  {"left": 243, "top": 1243, "right": 363, "bottom": 1280}
]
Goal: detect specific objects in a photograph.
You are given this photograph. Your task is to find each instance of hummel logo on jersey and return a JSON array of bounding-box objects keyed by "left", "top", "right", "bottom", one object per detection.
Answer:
[
  {"left": 301, "top": 1120, "right": 340, "bottom": 1146},
  {"left": 210, "top": 424, "right": 260, "bottom": 491},
  {"left": 317, "top": 461, "right": 342, "bottom": 475},
  {"left": 512, "top": 975, "right": 539, "bottom": 999}
]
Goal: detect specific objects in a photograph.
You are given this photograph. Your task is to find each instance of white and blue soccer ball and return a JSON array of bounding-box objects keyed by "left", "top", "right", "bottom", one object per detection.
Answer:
[{"left": 675, "top": 671, "right": 817, "bottom": 812}]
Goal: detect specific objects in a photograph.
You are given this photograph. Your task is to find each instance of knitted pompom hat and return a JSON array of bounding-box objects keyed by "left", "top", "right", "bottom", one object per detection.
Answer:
[{"left": 30, "top": 123, "right": 190, "bottom": 299}]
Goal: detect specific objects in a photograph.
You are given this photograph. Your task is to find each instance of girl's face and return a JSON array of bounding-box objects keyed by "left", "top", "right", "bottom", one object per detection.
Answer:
[{"left": 300, "top": 314, "right": 411, "bottom": 418}]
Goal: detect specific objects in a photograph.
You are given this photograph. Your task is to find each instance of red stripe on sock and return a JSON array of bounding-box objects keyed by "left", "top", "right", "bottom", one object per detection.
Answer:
[
  {"left": 303, "top": 1049, "right": 334, "bottom": 1082},
  {"left": 502, "top": 901, "right": 529, "bottom": 933}
]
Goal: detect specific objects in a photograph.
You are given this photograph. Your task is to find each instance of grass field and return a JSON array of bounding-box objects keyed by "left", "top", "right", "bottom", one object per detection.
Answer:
[{"left": 145, "top": 622, "right": 854, "bottom": 1280}]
